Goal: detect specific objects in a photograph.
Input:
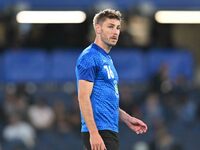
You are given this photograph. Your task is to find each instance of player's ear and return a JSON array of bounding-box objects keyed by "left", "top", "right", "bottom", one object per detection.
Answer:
[{"left": 95, "top": 24, "right": 101, "bottom": 34}]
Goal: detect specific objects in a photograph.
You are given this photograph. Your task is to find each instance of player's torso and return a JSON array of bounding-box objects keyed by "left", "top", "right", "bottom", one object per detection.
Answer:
[
  {"left": 94, "top": 53, "right": 119, "bottom": 98},
  {"left": 90, "top": 48, "right": 119, "bottom": 114},
  {"left": 78, "top": 44, "right": 120, "bottom": 132},
  {"left": 91, "top": 49, "right": 119, "bottom": 131}
]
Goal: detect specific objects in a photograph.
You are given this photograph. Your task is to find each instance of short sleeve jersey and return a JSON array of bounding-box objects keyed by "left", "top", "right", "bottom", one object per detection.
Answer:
[{"left": 76, "top": 43, "right": 119, "bottom": 133}]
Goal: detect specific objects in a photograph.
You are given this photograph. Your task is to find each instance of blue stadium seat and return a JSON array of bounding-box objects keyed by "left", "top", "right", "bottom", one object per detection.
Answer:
[
  {"left": 49, "top": 50, "right": 80, "bottom": 81},
  {"left": 1, "top": 49, "right": 194, "bottom": 83},
  {"left": 111, "top": 50, "right": 147, "bottom": 82},
  {"left": 147, "top": 50, "right": 193, "bottom": 80},
  {"left": 4, "top": 50, "right": 47, "bottom": 82}
]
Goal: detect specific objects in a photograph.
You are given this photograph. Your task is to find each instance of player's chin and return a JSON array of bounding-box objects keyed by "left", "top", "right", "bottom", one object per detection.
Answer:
[
  {"left": 109, "top": 41, "right": 118, "bottom": 46},
  {"left": 109, "top": 43, "right": 116, "bottom": 47}
]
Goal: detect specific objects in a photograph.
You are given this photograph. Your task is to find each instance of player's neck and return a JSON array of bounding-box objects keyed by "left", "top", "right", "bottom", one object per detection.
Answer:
[{"left": 94, "top": 39, "right": 111, "bottom": 53}]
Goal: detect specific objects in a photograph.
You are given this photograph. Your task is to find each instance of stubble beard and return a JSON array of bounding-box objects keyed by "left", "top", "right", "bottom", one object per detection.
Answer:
[{"left": 104, "top": 37, "right": 118, "bottom": 47}]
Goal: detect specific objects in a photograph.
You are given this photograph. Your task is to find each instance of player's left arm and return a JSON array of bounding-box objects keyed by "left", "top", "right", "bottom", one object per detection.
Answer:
[{"left": 119, "top": 108, "right": 148, "bottom": 134}]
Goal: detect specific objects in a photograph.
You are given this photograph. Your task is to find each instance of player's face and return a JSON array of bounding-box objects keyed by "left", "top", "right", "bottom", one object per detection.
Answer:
[{"left": 99, "top": 18, "right": 121, "bottom": 47}]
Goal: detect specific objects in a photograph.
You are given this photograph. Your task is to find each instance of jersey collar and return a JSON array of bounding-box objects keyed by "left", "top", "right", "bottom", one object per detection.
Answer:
[{"left": 92, "top": 43, "right": 109, "bottom": 57}]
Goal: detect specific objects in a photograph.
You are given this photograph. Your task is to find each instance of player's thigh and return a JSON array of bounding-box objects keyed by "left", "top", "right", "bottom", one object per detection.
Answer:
[
  {"left": 99, "top": 130, "right": 119, "bottom": 150},
  {"left": 82, "top": 130, "right": 119, "bottom": 150}
]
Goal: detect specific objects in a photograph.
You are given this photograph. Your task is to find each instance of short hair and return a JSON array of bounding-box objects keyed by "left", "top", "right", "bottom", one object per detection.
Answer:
[{"left": 93, "top": 9, "right": 122, "bottom": 27}]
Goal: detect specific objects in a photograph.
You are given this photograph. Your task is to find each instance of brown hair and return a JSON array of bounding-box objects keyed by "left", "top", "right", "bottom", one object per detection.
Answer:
[{"left": 93, "top": 9, "right": 122, "bottom": 27}]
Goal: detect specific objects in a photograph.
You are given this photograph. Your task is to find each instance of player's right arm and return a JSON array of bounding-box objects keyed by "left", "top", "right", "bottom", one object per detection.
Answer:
[{"left": 78, "top": 80, "right": 106, "bottom": 150}]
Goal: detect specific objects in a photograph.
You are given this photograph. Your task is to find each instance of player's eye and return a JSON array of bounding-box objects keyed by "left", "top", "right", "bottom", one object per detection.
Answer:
[
  {"left": 117, "top": 26, "right": 121, "bottom": 30},
  {"left": 108, "top": 25, "right": 114, "bottom": 28}
]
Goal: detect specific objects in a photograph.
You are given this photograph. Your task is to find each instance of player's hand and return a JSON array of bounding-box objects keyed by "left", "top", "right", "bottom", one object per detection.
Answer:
[
  {"left": 90, "top": 132, "right": 107, "bottom": 150},
  {"left": 126, "top": 116, "right": 148, "bottom": 134}
]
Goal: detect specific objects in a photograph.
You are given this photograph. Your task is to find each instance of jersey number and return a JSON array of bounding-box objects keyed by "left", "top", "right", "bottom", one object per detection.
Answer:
[{"left": 104, "top": 65, "right": 114, "bottom": 79}]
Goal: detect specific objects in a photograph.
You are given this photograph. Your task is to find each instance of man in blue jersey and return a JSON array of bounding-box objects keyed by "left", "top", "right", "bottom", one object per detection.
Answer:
[{"left": 76, "top": 9, "right": 148, "bottom": 150}]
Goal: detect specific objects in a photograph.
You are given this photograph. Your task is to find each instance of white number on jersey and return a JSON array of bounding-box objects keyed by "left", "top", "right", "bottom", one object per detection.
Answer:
[{"left": 104, "top": 65, "right": 114, "bottom": 79}]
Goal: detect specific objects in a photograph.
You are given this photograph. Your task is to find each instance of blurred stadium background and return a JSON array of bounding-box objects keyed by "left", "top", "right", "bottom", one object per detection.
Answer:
[{"left": 0, "top": 0, "right": 200, "bottom": 150}]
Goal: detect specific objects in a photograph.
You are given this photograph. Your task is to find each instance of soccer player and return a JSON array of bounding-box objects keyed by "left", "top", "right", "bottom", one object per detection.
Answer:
[{"left": 75, "top": 9, "right": 148, "bottom": 150}]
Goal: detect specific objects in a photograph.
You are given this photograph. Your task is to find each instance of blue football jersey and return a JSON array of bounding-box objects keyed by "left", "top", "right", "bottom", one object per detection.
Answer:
[{"left": 76, "top": 43, "right": 119, "bottom": 132}]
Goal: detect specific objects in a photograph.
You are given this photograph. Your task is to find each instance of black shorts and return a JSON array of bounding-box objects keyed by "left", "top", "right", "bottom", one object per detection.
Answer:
[{"left": 82, "top": 130, "right": 119, "bottom": 150}]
